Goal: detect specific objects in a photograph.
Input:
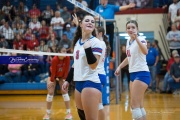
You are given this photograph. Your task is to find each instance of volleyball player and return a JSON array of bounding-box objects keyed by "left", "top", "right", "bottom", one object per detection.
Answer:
[
  {"left": 115, "top": 20, "right": 150, "bottom": 120},
  {"left": 62, "top": 14, "right": 103, "bottom": 120},
  {"left": 43, "top": 46, "right": 72, "bottom": 120},
  {"left": 96, "top": 26, "right": 110, "bottom": 120}
]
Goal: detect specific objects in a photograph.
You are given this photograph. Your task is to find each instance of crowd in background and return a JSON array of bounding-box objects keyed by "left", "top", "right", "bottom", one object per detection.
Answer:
[{"left": 0, "top": 0, "right": 179, "bottom": 94}]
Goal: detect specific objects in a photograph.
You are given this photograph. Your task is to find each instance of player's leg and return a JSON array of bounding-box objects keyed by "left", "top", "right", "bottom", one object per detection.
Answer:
[
  {"left": 131, "top": 80, "right": 148, "bottom": 120},
  {"left": 75, "top": 81, "right": 86, "bottom": 120},
  {"left": 43, "top": 77, "right": 56, "bottom": 120},
  {"left": 98, "top": 99, "right": 105, "bottom": 120},
  {"left": 58, "top": 78, "right": 72, "bottom": 120},
  {"left": 81, "top": 81, "right": 102, "bottom": 120}
]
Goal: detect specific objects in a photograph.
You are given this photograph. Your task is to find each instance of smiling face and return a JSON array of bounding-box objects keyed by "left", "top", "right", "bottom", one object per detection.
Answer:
[
  {"left": 126, "top": 21, "right": 138, "bottom": 38},
  {"left": 80, "top": 15, "right": 95, "bottom": 34}
]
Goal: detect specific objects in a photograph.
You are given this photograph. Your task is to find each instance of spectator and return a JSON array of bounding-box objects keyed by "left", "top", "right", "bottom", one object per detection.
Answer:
[
  {"left": 174, "top": 8, "right": 180, "bottom": 29},
  {"left": 1, "top": 22, "right": 14, "bottom": 48},
  {"left": 168, "top": 0, "right": 180, "bottom": 24},
  {"left": 29, "top": 18, "right": 41, "bottom": 37},
  {"left": 59, "top": 34, "right": 71, "bottom": 53},
  {"left": 63, "top": 24, "right": 74, "bottom": 41},
  {"left": 23, "top": 62, "right": 41, "bottom": 83},
  {"left": 18, "top": 1, "right": 29, "bottom": 23},
  {"left": 77, "top": 0, "right": 88, "bottom": 7},
  {"left": 2, "top": 1, "right": 13, "bottom": 21},
  {"left": 161, "top": 50, "right": 178, "bottom": 93},
  {"left": 0, "top": 35, "right": 9, "bottom": 48},
  {"left": 12, "top": 23, "right": 25, "bottom": 36},
  {"left": 4, "top": 53, "right": 23, "bottom": 83},
  {"left": 39, "top": 20, "right": 49, "bottom": 42},
  {"left": 13, "top": 34, "right": 25, "bottom": 50},
  {"left": 27, "top": 34, "right": 39, "bottom": 50},
  {"left": 28, "top": 4, "right": 41, "bottom": 19},
  {"left": 61, "top": 6, "right": 71, "bottom": 24},
  {"left": 41, "top": 5, "right": 54, "bottom": 25},
  {"left": 95, "top": 0, "right": 135, "bottom": 57},
  {"left": 47, "top": 33, "right": 59, "bottom": 48},
  {"left": 166, "top": 23, "right": 180, "bottom": 55},
  {"left": 56, "top": 4, "right": 63, "bottom": 14},
  {"left": 39, "top": 40, "right": 48, "bottom": 52},
  {"left": 168, "top": 53, "right": 180, "bottom": 94},
  {"left": 146, "top": 41, "right": 159, "bottom": 93},
  {"left": 51, "top": 11, "right": 64, "bottom": 40},
  {"left": 46, "top": 26, "right": 56, "bottom": 42}
]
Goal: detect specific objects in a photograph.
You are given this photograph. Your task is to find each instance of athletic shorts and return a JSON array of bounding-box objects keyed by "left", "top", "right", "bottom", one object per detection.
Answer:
[
  {"left": 130, "top": 71, "right": 151, "bottom": 85},
  {"left": 98, "top": 74, "right": 106, "bottom": 86},
  {"left": 75, "top": 80, "right": 102, "bottom": 93}
]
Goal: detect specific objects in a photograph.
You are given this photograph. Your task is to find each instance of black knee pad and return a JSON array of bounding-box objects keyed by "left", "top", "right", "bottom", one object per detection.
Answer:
[{"left": 77, "top": 108, "right": 86, "bottom": 120}]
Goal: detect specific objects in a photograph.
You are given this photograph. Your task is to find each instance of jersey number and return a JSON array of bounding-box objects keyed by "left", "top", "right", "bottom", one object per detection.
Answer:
[
  {"left": 126, "top": 50, "right": 131, "bottom": 57},
  {"left": 76, "top": 50, "right": 79, "bottom": 60}
]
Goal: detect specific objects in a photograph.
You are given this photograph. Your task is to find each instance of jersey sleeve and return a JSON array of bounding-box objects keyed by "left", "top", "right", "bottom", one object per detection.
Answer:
[
  {"left": 62, "top": 56, "right": 70, "bottom": 79},
  {"left": 139, "top": 37, "right": 147, "bottom": 45},
  {"left": 113, "top": 5, "right": 120, "bottom": 12},
  {"left": 50, "top": 57, "right": 57, "bottom": 82},
  {"left": 91, "top": 38, "right": 102, "bottom": 56}
]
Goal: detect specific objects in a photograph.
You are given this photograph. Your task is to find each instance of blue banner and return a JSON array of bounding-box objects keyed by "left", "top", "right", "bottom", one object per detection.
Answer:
[{"left": 0, "top": 56, "right": 44, "bottom": 64}]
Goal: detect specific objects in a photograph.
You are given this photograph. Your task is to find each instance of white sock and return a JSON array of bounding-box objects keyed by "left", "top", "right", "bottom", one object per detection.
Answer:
[
  {"left": 66, "top": 109, "right": 71, "bottom": 113},
  {"left": 46, "top": 109, "right": 51, "bottom": 114}
]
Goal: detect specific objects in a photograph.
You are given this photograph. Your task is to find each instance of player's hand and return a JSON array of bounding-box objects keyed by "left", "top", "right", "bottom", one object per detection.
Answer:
[
  {"left": 114, "top": 66, "right": 120, "bottom": 76},
  {"left": 62, "top": 81, "right": 69, "bottom": 93},
  {"left": 72, "top": 14, "right": 79, "bottom": 26},
  {"left": 131, "top": 32, "right": 138, "bottom": 40},
  {"left": 128, "top": 3, "right": 136, "bottom": 8}
]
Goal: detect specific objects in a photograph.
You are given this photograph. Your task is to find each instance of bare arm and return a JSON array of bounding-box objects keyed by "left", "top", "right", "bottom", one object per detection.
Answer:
[
  {"left": 114, "top": 57, "right": 128, "bottom": 76},
  {"left": 119, "top": 3, "right": 135, "bottom": 11},
  {"left": 154, "top": 56, "right": 159, "bottom": 66}
]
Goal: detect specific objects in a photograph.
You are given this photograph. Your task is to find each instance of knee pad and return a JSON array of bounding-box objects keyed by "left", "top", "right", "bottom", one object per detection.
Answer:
[
  {"left": 141, "top": 108, "right": 146, "bottom": 116},
  {"left": 132, "top": 108, "right": 143, "bottom": 120},
  {"left": 98, "top": 103, "right": 104, "bottom": 110},
  {"left": 62, "top": 94, "right": 70, "bottom": 101},
  {"left": 46, "top": 94, "right": 53, "bottom": 102},
  {"left": 77, "top": 108, "right": 86, "bottom": 120}
]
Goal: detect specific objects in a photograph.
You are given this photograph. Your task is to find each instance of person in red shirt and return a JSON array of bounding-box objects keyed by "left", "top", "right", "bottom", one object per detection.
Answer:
[
  {"left": 43, "top": 46, "right": 72, "bottom": 120},
  {"left": 26, "top": 34, "right": 39, "bottom": 50},
  {"left": 161, "top": 50, "right": 178, "bottom": 93},
  {"left": 28, "top": 4, "right": 41, "bottom": 19},
  {"left": 39, "top": 20, "right": 49, "bottom": 42},
  {"left": 13, "top": 34, "right": 25, "bottom": 50}
]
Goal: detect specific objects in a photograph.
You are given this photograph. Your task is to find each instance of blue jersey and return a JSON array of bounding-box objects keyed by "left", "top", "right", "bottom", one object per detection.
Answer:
[
  {"left": 95, "top": 4, "right": 119, "bottom": 24},
  {"left": 146, "top": 47, "right": 158, "bottom": 66}
]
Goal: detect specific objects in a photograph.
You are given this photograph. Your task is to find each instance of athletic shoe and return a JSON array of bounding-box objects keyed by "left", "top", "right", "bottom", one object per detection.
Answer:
[
  {"left": 65, "top": 113, "right": 72, "bottom": 120},
  {"left": 43, "top": 113, "right": 50, "bottom": 120}
]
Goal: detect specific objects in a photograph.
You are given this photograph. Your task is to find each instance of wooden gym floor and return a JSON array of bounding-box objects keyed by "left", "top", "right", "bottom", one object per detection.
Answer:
[{"left": 0, "top": 90, "right": 180, "bottom": 120}]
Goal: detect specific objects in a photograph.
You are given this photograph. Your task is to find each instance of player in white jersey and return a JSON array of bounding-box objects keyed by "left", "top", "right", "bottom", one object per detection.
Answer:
[
  {"left": 62, "top": 14, "right": 103, "bottom": 120},
  {"left": 96, "top": 26, "right": 111, "bottom": 120},
  {"left": 115, "top": 20, "right": 150, "bottom": 120}
]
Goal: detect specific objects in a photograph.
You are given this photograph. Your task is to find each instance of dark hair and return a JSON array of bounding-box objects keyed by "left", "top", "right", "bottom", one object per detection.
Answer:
[
  {"left": 177, "top": 8, "right": 180, "bottom": 16},
  {"left": 72, "top": 14, "right": 96, "bottom": 48},
  {"left": 126, "top": 20, "right": 138, "bottom": 28},
  {"left": 96, "top": 26, "right": 111, "bottom": 56},
  {"left": 57, "top": 46, "right": 65, "bottom": 53}
]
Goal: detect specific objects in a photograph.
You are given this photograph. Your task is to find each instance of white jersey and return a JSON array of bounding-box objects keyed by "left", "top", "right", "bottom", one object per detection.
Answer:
[
  {"left": 97, "top": 40, "right": 106, "bottom": 75},
  {"left": 73, "top": 36, "right": 102, "bottom": 83},
  {"left": 126, "top": 36, "right": 149, "bottom": 73}
]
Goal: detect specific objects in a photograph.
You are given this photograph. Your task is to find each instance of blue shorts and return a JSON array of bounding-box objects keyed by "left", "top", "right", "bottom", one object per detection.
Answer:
[
  {"left": 98, "top": 74, "right": 106, "bottom": 86},
  {"left": 75, "top": 80, "right": 102, "bottom": 93},
  {"left": 130, "top": 71, "right": 151, "bottom": 85}
]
